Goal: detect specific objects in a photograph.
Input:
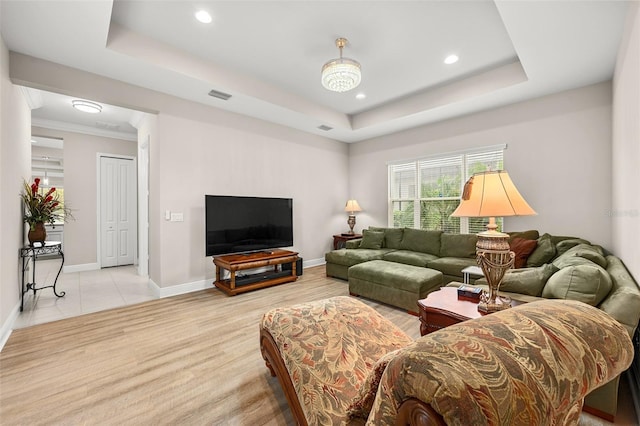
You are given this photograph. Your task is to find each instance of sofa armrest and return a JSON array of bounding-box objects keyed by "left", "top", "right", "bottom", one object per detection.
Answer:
[{"left": 368, "top": 299, "right": 633, "bottom": 425}]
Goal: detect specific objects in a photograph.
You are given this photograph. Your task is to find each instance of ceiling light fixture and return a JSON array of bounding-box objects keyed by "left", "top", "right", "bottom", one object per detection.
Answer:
[
  {"left": 321, "top": 38, "right": 361, "bottom": 93},
  {"left": 195, "top": 10, "right": 212, "bottom": 24},
  {"left": 444, "top": 54, "right": 459, "bottom": 65},
  {"left": 356, "top": 93, "right": 366, "bottom": 100},
  {"left": 72, "top": 99, "right": 102, "bottom": 114}
]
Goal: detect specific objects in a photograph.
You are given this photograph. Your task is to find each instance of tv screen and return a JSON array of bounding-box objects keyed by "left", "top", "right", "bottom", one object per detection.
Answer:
[{"left": 205, "top": 195, "right": 293, "bottom": 257}]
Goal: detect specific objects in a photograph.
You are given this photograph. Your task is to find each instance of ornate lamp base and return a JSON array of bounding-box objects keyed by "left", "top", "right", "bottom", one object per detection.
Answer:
[
  {"left": 475, "top": 228, "right": 515, "bottom": 314},
  {"left": 347, "top": 214, "right": 356, "bottom": 235}
]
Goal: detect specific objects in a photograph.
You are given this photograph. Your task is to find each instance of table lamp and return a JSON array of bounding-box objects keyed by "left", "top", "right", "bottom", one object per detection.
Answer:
[
  {"left": 451, "top": 171, "right": 536, "bottom": 313},
  {"left": 344, "top": 199, "right": 362, "bottom": 235}
]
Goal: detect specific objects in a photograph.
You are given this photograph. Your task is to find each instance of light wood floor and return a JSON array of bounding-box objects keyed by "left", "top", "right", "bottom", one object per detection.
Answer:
[{"left": 0, "top": 266, "right": 635, "bottom": 425}]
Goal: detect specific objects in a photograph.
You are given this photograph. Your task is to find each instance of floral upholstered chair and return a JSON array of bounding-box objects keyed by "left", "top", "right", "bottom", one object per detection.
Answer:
[{"left": 260, "top": 297, "right": 633, "bottom": 426}]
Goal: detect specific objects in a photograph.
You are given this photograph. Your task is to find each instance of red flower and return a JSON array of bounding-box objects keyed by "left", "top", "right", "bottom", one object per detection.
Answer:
[
  {"left": 46, "top": 187, "right": 55, "bottom": 196},
  {"left": 31, "top": 183, "right": 37, "bottom": 194},
  {"left": 34, "top": 178, "right": 40, "bottom": 185},
  {"left": 45, "top": 195, "right": 53, "bottom": 202}
]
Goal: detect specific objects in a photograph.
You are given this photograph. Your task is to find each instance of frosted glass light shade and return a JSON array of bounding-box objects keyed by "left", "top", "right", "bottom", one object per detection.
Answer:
[{"left": 322, "top": 58, "right": 361, "bottom": 92}]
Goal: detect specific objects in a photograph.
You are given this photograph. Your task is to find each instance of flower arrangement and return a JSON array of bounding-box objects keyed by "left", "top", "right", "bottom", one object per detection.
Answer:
[{"left": 21, "top": 178, "right": 72, "bottom": 230}]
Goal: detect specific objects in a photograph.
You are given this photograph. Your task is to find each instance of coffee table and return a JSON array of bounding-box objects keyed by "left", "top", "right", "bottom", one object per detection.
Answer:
[{"left": 418, "top": 286, "right": 524, "bottom": 336}]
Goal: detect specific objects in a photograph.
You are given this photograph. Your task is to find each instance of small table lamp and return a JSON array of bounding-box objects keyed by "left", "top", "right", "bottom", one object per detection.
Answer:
[
  {"left": 345, "top": 199, "right": 362, "bottom": 235},
  {"left": 451, "top": 171, "right": 536, "bottom": 313}
]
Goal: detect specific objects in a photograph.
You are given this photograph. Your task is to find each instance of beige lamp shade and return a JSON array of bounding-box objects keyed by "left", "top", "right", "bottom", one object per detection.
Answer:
[
  {"left": 451, "top": 171, "right": 536, "bottom": 218},
  {"left": 344, "top": 199, "right": 362, "bottom": 214}
]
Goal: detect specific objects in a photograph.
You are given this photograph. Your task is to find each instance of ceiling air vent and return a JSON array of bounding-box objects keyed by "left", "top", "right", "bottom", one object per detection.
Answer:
[
  {"left": 317, "top": 125, "right": 333, "bottom": 131},
  {"left": 208, "top": 89, "right": 232, "bottom": 101}
]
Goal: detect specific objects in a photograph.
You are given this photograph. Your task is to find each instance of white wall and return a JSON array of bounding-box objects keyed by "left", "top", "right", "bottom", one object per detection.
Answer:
[
  {"left": 156, "top": 113, "right": 348, "bottom": 287},
  {"left": 0, "top": 36, "right": 32, "bottom": 330},
  {"left": 349, "top": 82, "right": 613, "bottom": 248},
  {"left": 8, "top": 55, "right": 349, "bottom": 288},
  {"left": 31, "top": 126, "right": 137, "bottom": 267},
  {"left": 612, "top": 2, "right": 640, "bottom": 278}
]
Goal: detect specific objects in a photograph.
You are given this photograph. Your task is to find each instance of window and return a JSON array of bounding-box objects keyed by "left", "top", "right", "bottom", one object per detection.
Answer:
[{"left": 389, "top": 145, "right": 504, "bottom": 233}]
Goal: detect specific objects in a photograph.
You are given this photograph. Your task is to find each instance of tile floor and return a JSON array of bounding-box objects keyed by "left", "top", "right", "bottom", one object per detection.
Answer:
[{"left": 14, "top": 257, "right": 155, "bottom": 329}]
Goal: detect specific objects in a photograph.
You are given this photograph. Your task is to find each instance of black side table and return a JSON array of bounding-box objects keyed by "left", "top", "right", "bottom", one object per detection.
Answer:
[{"left": 20, "top": 241, "right": 65, "bottom": 311}]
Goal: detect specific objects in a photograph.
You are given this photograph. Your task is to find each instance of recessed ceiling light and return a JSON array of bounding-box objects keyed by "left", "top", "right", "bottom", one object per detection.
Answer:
[
  {"left": 356, "top": 93, "right": 366, "bottom": 100},
  {"left": 444, "top": 54, "right": 459, "bottom": 65},
  {"left": 195, "top": 10, "right": 212, "bottom": 24},
  {"left": 71, "top": 100, "right": 102, "bottom": 114}
]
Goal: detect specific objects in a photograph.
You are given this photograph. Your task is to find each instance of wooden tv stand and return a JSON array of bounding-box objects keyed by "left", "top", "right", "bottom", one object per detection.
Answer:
[{"left": 213, "top": 249, "right": 299, "bottom": 296}]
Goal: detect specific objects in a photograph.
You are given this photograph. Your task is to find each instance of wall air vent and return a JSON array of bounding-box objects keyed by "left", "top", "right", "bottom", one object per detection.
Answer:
[
  {"left": 317, "top": 125, "right": 333, "bottom": 131},
  {"left": 208, "top": 89, "right": 232, "bottom": 100}
]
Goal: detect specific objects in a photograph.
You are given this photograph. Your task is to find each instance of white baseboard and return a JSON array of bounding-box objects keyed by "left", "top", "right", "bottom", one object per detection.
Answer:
[
  {"left": 149, "top": 278, "right": 211, "bottom": 298},
  {"left": 63, "top": 263, "right": 99, "bottom": 273},
  {"left": 303, "top": 257, "right": 325, "bottom": 268},
  {"left": 0, "top": 302, "right": 21, "bottom": 352}
]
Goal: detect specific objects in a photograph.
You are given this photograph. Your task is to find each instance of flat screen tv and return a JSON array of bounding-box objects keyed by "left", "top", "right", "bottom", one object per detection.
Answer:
[{"left": 205, "top": 195, "right": 293, "bottom": 257}]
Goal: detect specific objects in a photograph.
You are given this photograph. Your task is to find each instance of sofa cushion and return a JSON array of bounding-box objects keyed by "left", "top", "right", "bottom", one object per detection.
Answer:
[
  {"left": 553, "top": 244, "right": 607, "bottom": 269},
  {"left": 399, "top": 228, "right": 442, "bottom": 256},
  {"left": 494, "top": 264, "right": 557, "bottom": 297},
  {"left": 552, "top": 255, "right": 596, "bottom": 270},
  {"left": 382, "top": 250, "right": 438, "bottom": 267},
  {"left": 510, "top": 237, "right": 538, "bottom": 269},
  {"left": 427, "top": 257, "right": 478, "bottom": 277},
  {"left": 507, "top": 230, "right": 540, "bottom": 242},
  {"left": 526, "top": 233, "right": 556, "bottom": 267},
  {"left": 324, "top": 248, "right": 391, "bottom": 267},
  {"left": 369, "top": 227, "right": 404, "bottom": 249},
  {"left": 542, "top": 264, "right": 612, "bottom": 306},
  {"left": 600, "top": 255, "right": 640, "bottom": 336},
  {"left": 359, "top": 229, "right": 385, "bottom": 250},
  {"left": 439, "top": 233, "right": 477, "bottom": 258},
  {"left": 555, "top": 238, "right": 591, "bottom": 257}
]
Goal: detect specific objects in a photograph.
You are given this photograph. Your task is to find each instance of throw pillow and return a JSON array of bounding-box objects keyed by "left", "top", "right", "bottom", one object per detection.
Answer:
[
  {"left": 347, "top": 349, "right": 400, "bottom": 420},
  {"left": 499, "top": 264, "right": 557, "bottom": 297},
  {"left": 554, "top": 244, "right": 608, "bottom": 269},
  {"left": 555, "top": 238, "right": 592, "bottom": 258},
  {"left": 526, "top": 233, "right": 556, "bottom": 267},
  {"left": 542, "top": 264, "right": 612, "bottom": 306},
  {"left": 507, "top": 230, "right": 540, "bottom": 243},
  {"left": 510, "top": 237, "right": 538, "bottom": 269},
  {"left": 359, "top": 230, "right": 385, "bottom": 250},
  {"left": 369, "top": 226, "right": 404, "bottom": 249}
]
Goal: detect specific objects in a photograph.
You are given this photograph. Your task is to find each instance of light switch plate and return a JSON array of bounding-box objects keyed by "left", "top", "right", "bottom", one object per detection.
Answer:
[{"left": 170, "top": 212, "right": 184, "bottom": 222}]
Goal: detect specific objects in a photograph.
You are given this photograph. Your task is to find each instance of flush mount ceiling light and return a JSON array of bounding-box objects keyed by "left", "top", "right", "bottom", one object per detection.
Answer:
[
  {"left": 444, "top": 54, "right": 459, "bottom": 65},
  {"left": 321, "top": 38, "right": 361, "bottom": 93},
  {"left": 195, "top": 10, "right": 212, "bottom": 24},
  {"left": 72, "top": 99, "right": 102, "bottom": 114}
]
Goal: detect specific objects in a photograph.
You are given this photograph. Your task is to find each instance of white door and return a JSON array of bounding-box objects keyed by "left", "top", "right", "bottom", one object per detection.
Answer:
[{"left": 100, "top": 156, "right": 136, "bottom": 268}]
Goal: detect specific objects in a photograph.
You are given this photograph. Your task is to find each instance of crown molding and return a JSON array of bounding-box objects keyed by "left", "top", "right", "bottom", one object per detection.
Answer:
[
  {"left": 31, "top": 118, "right": 137, "bottom": 142},
  {"left": 19, "top": 86, "right": 44, "bottom": 110}
]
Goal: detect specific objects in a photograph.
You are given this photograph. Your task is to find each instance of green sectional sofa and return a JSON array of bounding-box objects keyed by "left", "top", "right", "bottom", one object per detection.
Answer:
[{"left": 324, "top": 226, "right": 640, "bottom": 420}]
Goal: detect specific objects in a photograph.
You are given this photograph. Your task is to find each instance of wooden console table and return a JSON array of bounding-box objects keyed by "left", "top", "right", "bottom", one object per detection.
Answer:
[{"left": 213, "top": 249, "right": 299, "bottom": 296}]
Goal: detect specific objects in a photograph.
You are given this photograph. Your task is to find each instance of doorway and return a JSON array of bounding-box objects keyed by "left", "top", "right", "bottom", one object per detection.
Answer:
[{"left": 98, "top": 154, "right": 137, "bottom": 268}]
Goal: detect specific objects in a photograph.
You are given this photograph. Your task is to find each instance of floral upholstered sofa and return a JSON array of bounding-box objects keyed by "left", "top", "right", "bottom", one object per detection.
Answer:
[{"left": 260, "top": 296, "right": 633, "bottom": 426}]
